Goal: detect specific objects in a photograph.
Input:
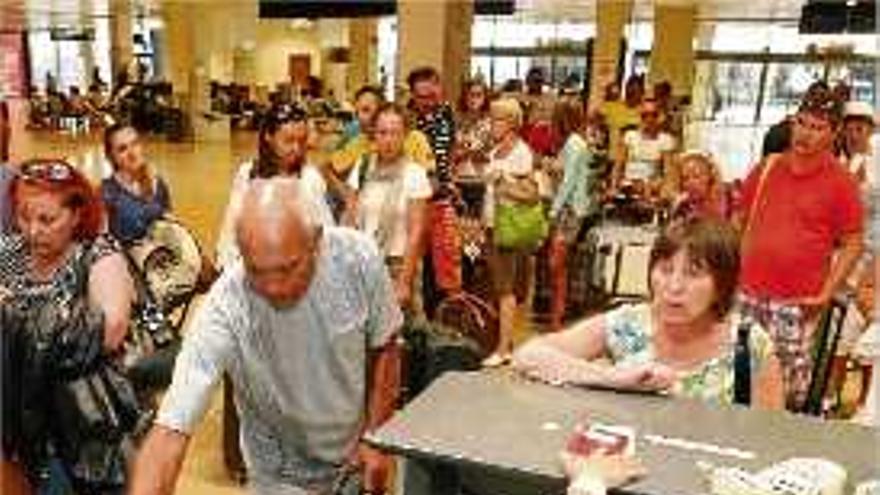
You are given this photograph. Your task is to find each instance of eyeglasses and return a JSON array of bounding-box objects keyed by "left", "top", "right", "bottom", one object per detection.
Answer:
[{"left": 19, "top": 160, "right": 75, "bottom": 182}]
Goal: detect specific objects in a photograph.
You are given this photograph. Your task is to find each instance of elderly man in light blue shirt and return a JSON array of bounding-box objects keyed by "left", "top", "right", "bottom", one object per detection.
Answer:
[{"left": 130, "top": 178, "right": 403, "bottom": 495}]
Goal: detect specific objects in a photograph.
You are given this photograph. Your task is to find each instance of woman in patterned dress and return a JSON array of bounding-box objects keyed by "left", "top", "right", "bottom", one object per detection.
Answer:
[
  {"left": 1, "top": 159, "right": 137, "bottom": 493},
  {"left": 512, "top": 218, "right": 784, "bottom": 409}
]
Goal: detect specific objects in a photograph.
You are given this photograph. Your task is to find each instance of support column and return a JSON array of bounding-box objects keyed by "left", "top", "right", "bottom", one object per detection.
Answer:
[
  {"left": 318, "top": 19, "right": 350, "bottom": 102},
  {"left": 397, "top": 0, "right": 473, "bottom": 102},
  {"left": 109, "top": 0, "right": 134, "bottom": 82},
  {"left": 348, "top": 18, "right": 378, "bottom": 91},
  {"left": 231, "top": 0, "right": 259, "bottom": 90},
  {"left": 589, "top": 0, "right": 633, "bottom": 109},
  {"left": 160, "top": 3, "right": 194, "bottom": 102},
  {"left": 79, "top": 0, "right": 96, "bottom": 88},
  {"left": 649, "top": 0, "right": 697, "bottom": 97},
  {"left": 160, "top": 1, "right": 234, "bottom": 142}
]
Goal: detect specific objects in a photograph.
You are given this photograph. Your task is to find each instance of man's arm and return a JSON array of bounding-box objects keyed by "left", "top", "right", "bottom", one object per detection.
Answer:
[
  {"left": 817, "top": 231, "right": 864, "bottom": 303},
  {"left": 357, "top": 337, "right": 401, "bottom": 494},
  {"left": 399, "top": 198, "right": 428, "bottom": 307},
  {"left": 128, "top": 426, "right": 190, "bottom": 495},
  {"left": 356, "top": 235, "right": 405, "bottom": 493},
  {"left": 365, "top": 340, "right": 401, "bottom": 431},
  {"left": 128, "top": 281, "right": 237, "bottom": 494}
]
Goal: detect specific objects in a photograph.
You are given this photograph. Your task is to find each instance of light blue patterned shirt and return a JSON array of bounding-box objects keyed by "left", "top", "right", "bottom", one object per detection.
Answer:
[
  {"left": 156, "top": 227, "right": 402, "bottom": 490},
  {"left": 550, "top": 134, "right": 598, "bottom": 220}
]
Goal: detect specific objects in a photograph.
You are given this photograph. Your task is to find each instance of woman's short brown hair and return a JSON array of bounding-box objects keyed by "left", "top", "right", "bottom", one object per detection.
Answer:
[
  {"left": 552, "top": 96, "right": 585, "bottom": 140},
  {"left": 648, "top": 218, "right": 740, "bottom": 318}
]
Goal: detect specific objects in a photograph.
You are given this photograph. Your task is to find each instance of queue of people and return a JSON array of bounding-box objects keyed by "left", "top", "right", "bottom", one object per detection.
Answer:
[{"left": 1, "top": 62, "right": 877, "bottom": 495}]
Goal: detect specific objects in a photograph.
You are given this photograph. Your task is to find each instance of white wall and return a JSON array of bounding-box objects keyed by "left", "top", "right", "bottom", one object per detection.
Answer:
[{"left": 254, "top": 19, "right": 322, "bottom": 88}]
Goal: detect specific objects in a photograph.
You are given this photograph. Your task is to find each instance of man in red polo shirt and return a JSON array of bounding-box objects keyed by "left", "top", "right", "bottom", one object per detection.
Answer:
[{"left": 737, "top": 89, "right": 864, "bottom": 412}]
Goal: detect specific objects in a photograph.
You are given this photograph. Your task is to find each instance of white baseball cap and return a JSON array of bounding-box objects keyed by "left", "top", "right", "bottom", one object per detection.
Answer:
[{"left": 843, "top": 101, "right": 876, "bottom": 124}]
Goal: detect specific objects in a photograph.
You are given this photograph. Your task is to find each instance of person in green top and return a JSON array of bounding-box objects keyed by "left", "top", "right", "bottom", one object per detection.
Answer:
[{"left": 514, "top": 218, "right": 785, "bottom": 410}]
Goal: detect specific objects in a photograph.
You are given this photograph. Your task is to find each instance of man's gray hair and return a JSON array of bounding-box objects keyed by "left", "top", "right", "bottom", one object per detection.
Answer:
[{"left": 235, "top": 177, "right": 320, "bottom": 244}]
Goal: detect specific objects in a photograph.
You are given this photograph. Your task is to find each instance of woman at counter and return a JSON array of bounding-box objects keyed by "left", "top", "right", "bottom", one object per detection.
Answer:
[{"left": 513, "top": 218, "right": 784, "bottom": 410}]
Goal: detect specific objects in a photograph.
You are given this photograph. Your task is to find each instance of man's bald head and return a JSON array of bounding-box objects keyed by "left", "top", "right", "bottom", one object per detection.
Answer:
[
  {"left": 236, "top": 178, "right": 316, "bottom": 249},
  {"left": 235, "top": 178, "right": 321, "bottom": 307}
]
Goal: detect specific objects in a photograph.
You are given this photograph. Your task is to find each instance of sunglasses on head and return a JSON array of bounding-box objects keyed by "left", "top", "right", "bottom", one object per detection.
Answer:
[
  {"left": 20, "top": 160, "right": 76, "bottom": 182},
  {"left": 268, "top": 103, "right": 307, "bottom": 123}
]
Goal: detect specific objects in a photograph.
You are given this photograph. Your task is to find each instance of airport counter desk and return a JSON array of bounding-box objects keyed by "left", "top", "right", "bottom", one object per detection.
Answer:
[{"left": 368, "top": 371, "right": 880, "bottom": 495}]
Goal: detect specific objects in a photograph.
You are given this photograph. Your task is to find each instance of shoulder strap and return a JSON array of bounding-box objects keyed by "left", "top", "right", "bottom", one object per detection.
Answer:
[
  {"left": 119, "top": 245, "right": 160, "bottom": 307},
  {"left": 355, "top": 153, "right": 372, "bottom": 192},
  {"left": 742, "top": 153, "right": 780, "bottom": 244}
]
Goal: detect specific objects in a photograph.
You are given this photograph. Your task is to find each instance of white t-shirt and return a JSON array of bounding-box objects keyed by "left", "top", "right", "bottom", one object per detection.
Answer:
[
  {"left": 841, "top": 150, "right": 877, "bottom": 189},
  {"left": 622, "top": 129, "right": 676, "bottom": 180},
  {"left": 215, "top": 160, "right": 334, "bottom": 269},
  {"left": 483, "top": 138, "right": 534, "bottom": 227},
  {"left": 348, "top": 155, "right": 432, "bottom": 258}
]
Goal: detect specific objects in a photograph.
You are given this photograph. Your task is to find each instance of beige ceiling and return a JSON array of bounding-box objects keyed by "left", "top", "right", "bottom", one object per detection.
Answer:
[
  {"left": 517, "top": 0, "right": 808, "bottom": 22},
  {"left": 1, "top": 0, "right": 810, "bottom": 30}
]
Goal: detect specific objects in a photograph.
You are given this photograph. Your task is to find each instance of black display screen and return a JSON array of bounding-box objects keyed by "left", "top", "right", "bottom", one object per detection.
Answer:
[{"left": 258, "top": 0, "right": 514, "bottom": 19}]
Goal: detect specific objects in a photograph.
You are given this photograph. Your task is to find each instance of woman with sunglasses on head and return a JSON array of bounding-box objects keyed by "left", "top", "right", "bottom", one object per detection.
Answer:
[
  {"left": 216, "top": 103, "right": 335, "bottom": 270},
  {"left": 1, "top": 159, "right": 138, "bottom": 493}
]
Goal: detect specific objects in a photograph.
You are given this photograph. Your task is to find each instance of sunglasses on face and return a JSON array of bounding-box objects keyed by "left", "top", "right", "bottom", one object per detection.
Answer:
[{"left": 20, "top": 160, "right": 75, "bottom": 182}]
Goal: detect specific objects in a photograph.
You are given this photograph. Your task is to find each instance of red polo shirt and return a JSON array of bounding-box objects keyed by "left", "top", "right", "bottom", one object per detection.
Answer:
[{"left": 739, "top": 150, "right": 863, "bottom": 299}]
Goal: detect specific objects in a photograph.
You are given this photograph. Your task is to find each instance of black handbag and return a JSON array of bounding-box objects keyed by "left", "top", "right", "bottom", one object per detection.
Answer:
[
  {"left": 733, "top": 321, "right": 752, "bottom": 406},
  {"left": 4, "top": 293, "right": 148, "bottom": 490},
  {"left": 51, "top": 363, "right": 145, "bottom": 488},
  {"left": 401, "top": 316, "right": 482, "bottom": 403}
]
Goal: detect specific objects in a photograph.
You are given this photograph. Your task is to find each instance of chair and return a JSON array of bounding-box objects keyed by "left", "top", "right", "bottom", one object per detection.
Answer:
[{"left": 801, "top": 296, "right": 849, "bottom": 416}]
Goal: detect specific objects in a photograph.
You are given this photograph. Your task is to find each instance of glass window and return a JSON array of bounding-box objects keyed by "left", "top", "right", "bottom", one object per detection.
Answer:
[{"left": 471, "top": 16, "right": 596, "bottom": 89}]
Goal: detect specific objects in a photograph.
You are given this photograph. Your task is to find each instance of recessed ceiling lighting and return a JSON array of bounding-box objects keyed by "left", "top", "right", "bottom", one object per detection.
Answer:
[{"left": 846, "top": 0, "right": 857, "bottom": 6}]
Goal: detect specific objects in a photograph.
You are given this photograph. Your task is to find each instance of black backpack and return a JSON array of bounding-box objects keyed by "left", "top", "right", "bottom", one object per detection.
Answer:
[{"left": 401, "top": 316, "right": 482, "bottom": 403}]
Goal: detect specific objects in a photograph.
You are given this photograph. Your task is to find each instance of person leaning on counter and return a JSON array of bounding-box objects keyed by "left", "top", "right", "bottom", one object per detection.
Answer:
[{"left": 513, "top": 218, "right": 784, "bottom": 410}]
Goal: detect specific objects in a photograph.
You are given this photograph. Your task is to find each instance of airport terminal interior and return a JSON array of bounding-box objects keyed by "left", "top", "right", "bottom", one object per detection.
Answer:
[{"left": 0, "top": 0, "right": 878, "bottom": 494}]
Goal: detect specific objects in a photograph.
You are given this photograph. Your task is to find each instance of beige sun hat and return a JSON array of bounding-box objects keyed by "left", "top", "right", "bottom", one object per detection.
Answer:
[{"left": 843, "top": 101, "right": 877, "bottom": 125}]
